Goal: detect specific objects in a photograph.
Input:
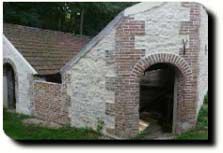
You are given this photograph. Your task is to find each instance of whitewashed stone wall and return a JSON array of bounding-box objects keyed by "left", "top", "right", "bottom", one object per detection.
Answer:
[
  {"left": 3, "top": 35, "right": 37, "bottom": 115},
  {"left": 62, "top": 2, "right": 208, "bottom": 137},
  {"left": 128, "top": 2, "right": 208, "bottom": 113},
  {"left": 132, "top": 2, "right": 190, "bottom": 56},
  {"left": 197, "top": 6, "right": 208, "bottom": 112},
  {"left": 63, "top": 30, "right": 117, "bottom": 133}
]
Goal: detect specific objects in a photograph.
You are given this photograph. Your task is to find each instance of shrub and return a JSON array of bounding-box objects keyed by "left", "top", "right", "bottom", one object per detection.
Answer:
[
  {"left": 204, "top": 92, "right": 208, "bottom": 104},
  {"left": 96, "top": 119, "right": 104, "bottom": 134}
]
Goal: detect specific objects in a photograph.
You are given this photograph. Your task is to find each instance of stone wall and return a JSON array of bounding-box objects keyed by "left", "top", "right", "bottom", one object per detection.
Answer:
[
  {"left": 62, "top": 2, "right": 208, "bottom": 138},
  {"left": 3, "top": 35, "right": 37, "bottom": 115},
  {"left": 197, "top": 6, "right": 208, "bottom": 112},
  {"left": 62, "top": 29, "right": 117, "bottom": 135},
  {"left": 105, "top": 2, "right": 203, "bottom": 137},
  {"left": 32, "top": 80, "right": 70, "bottom": 125},
  {"left": 3, "top": 2, "right": 208, "bottom": 139},
  {"left": 133, "top": 3, "right": 190, "bottom": 55}
]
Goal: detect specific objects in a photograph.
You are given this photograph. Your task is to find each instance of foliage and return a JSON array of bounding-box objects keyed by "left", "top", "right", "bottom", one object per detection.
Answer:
[
  {"left": 3, "top": 2, "right": 136, "bottom": 36},
  {"left": 204, "top": 92, "right": 208, "bottom": 104},
  {"left": 96, "top": 118, "right": 104, "bottom": 133},
  {"left": 3, "top": 110, "right": 100, "bottom": 140},
  {"left": 196, "top": 104, "right": 208, "bottom": 129},
  {"left": 176, "top": 103, "right": 208, "bottom": 140},
  {"left": 133, "top": 131, "right": 146, "bottom": 139},
  {"left": 176, "top": 129, "right": 208, "bottom": 140}
]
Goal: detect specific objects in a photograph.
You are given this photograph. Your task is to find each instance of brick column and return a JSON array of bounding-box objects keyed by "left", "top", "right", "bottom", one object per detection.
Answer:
[
  {"left": 178, "top": 2, "right": 201, "bottom": 132},
  {"left": 105, "top": 17, "right": 145, "bottom": 137}
]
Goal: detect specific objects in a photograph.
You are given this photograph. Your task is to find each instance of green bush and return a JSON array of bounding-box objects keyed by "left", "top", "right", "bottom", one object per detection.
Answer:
[
  {"left": 96, "top": 119, "right": 104, "bottom": 134},
  {"left": 176, "top": 101, "right": 208, "bottom": 140},
  {"left": 204, "top": 92, "right": 208, "bottom": 104}
]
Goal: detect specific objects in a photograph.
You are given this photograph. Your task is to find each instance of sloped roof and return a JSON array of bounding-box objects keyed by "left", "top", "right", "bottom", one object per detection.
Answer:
[
  {"left": 3, "top": 23, "right": 90, "bottom": 75},
  {"left": 60, "top": 2, "right": 165, "bottom": 73}
]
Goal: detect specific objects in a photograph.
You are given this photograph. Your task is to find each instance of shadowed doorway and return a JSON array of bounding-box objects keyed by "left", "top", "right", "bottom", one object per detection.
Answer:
[
  {"left": 139, "top": 63, "right": 176, "bottom": 138},
  {"left": 3, "top": 63, "right": 16, "bottom": 109}
]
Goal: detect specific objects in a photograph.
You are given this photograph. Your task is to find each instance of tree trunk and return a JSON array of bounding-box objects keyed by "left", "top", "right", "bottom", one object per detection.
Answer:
[
  {"left": 80, "top": 9, "right": 84, "bottom": 36},
  {"left": 58, "top": 17, "right": 62, "bottom": 31}
]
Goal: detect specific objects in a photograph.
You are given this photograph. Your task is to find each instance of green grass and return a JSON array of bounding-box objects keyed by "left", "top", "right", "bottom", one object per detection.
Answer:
[
  {"left": 3, "top": 95, "right": 208, "bottom": 140},
  {"left": 176, "top": 104, "right": 208, "bottom": 140},
  {"left": 3, "top": 110, "right": 100, "bottom": 140}
]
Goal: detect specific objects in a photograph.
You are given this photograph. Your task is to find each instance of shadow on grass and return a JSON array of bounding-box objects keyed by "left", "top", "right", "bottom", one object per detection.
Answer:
[{"left": 3, "top": 109, "right": 101, "bottom": 140}]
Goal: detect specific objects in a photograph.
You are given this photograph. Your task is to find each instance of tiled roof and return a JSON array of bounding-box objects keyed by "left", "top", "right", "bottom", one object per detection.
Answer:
[{"left": 3, "top": 23, "right": 90, "bottom": 75}]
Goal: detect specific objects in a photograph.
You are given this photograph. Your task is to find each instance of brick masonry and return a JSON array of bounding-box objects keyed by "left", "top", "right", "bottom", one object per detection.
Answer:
[
  {"left": 178, "top": 2, "right": 202, "bottom": 131},
  {"left": 3, "top": 2, "right": 208, "bottom": 139},
  {"left": 104, "top": 2, "right": 207, "bottom": 137},
  {"left": 130, "top": 53, "right": 194, "bottom": 134},
  {"left": 32, "top": 81, "right": 70, "bottom": 125},
  {"left": 105, "top": 17, "right": 146, "bottom": 137},
  {"left": 60, "top": 2, "right": 208, "bottom": 138}
]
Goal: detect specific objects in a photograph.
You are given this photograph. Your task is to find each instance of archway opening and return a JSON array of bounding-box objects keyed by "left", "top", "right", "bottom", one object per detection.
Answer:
[
  {"left": 3, "top": 63, "right": 16, "bottom": 110},
  {"left": 139, "top": 63, "right": 177, "bottom": 137}
]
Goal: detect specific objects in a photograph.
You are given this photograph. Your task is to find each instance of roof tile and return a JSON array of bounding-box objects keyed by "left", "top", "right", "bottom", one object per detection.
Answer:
[{"left": 4, "top": 23, "right": 90, "bottom": 75}]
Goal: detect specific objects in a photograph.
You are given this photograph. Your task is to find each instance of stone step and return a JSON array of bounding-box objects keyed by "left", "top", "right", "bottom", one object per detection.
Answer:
[{"left": 139, "top": 120, "right": 150, "bottom": 132}]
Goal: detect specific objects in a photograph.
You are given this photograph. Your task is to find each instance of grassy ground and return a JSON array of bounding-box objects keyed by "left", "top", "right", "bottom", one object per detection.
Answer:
[
  {"left": 3, "top": 110, "right": 100, "bottom": 140},
  {"left": 176, "top": 103, "right": 208, "bottom": 140},
  {"left": 3, "top": 99, "right": 208, "bottom": 140}
]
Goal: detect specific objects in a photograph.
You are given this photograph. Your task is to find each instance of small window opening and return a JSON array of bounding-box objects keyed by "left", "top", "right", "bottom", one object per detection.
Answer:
[{"left": 35, "top": 73, "right": 62, "bottom": 83}]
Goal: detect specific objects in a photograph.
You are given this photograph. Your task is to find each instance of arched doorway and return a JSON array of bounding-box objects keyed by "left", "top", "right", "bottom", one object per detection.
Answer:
[
  {"left": 125, "top": 53, "right": 195, "bottom": 137},
  {"left": 3, "top": 63, "right": 16, "bottom": 109},
  {"left": 139, "top": 63, "right": 177, "bottom": 137}
]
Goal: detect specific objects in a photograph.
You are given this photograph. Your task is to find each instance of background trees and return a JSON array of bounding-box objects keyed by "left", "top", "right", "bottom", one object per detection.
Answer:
[{"left": 3, "top": 2, "right": 136, "bottom": 36}]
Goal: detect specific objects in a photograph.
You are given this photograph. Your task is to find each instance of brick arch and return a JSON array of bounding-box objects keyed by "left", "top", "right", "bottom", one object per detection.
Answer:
[
  {"left": 130, "top": 53, "right": 193, "bottom": 80},
  {"left": 123, "top": 53, "right": 196, "bottom": 137},
  {"left": 3, "top": 58, "right": 19, "bottom": 107}
]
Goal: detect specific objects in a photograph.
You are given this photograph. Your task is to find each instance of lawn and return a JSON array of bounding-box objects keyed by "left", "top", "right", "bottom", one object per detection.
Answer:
[
  {"left": 3, "top": 100, "right": 208, "bottom": 140},
  {"left": 3, "top": 110, "right": 100, "bottom": 140},
  {"left": 176, "top": 103, "right": 208, "bottom": 140}
]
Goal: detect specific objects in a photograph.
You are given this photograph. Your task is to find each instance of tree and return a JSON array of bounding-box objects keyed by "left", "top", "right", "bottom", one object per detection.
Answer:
[{"left": 3, "top": 2, "right": 136, "bottom": 36}]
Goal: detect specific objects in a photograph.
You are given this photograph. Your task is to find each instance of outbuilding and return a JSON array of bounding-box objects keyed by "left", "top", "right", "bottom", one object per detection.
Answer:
[{"left": 3, "top": 2, "right": 208, "bottom": 138}]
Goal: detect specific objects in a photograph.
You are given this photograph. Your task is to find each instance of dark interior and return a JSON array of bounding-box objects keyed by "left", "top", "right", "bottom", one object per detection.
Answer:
[
  {"left": 3, "top": 63, "right": 16, "bottom": 109},
  {"left": 35, "top": 73, "right": 62, "bottom": 83},
  {"left": 139, "top": 63, "right": 176, "bottom": 133}
]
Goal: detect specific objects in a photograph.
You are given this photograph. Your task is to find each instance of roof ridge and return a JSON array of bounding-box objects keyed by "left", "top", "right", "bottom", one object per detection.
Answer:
[{"left": 3, "top": 23, "right": 89, "bottom": 38}]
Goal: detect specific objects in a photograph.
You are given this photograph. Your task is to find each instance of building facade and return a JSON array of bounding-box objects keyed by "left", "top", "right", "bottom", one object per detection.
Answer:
[{"left": 3, "top": 2, "right": 208, "bottom": 138}]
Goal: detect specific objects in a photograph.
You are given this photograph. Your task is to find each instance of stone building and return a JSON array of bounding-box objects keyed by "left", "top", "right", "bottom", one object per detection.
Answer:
[{"left": 3, "top": 2, "right": 208, "bottom": 138}]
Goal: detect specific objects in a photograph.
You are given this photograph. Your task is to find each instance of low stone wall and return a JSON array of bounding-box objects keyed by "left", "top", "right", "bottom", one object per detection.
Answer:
[{"left": 32, "top": 80, "right": 70, "bottom": 125}]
